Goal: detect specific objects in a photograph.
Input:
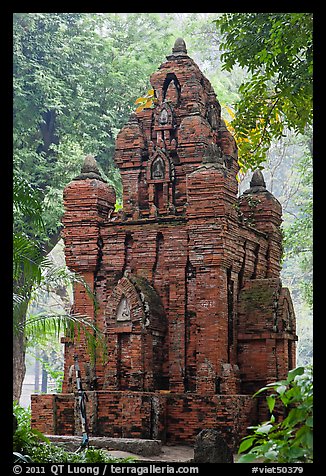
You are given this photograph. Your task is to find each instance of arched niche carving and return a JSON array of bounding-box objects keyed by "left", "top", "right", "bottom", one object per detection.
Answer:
[
  {"left": 159, "top": 108, "right": 168, "bottom": 125},
  {"left": 162, "top": 73, "right": 181, "bottom": 106},
  {"left": 154, "top": 101, "right": 176, "bottom": 131},
  {"left": 147, "top": 149, "right": 176, "bottom": 214},
  {"left": 106, "top": 275, "right": 167, "bottom": 331},
  {"left": 147, "top": 149, "right": 175, "bottom": 183},
  {"left": 105, "top": 275, "right": 167, "bottom": 391}
]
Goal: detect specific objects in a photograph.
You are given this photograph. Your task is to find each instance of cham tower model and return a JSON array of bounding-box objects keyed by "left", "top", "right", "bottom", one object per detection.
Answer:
[{"left": 31, "top": 39, "right": 297, "bottom": 449}]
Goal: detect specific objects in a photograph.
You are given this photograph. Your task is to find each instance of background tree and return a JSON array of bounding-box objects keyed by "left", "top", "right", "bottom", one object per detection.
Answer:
[{"left": 214, "top": 13, "right": 313, "bottom": 173}]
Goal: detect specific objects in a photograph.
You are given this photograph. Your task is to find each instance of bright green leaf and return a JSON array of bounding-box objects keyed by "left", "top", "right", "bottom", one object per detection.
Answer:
[
  {"left": 266, "top": 395, "right": 276, "bottom": 414},
  {"left": 238, "top": 437, "right": 256, "bottom": 454}
]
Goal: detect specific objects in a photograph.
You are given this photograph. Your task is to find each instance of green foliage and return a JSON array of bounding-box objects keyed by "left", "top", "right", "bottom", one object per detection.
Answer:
[
  {"left": 13, "top": 175, "right": 48, "bottom": 329},
  {"left": 28, "top": 444, "right": 135, "bottom": 464},
  {"left": 13, "top": 402, "right": 50, "bottom": 456},
  {"left": 238, "top": 366, "right": 313, "bottom": 463},
  {"left": 214, "top": 13, "right": 313, "bottom": 173},
  {"left": 135, "top": 88, "right": 157, "bottom": 113},
  {"left": 13, "top": 403, "right": 135, "bottom": 463},
  {"left": 13, "top": 176, "right": 44, "bottom": 233},
  {"left": 282, "top": 148, "right": 313, "bottom": 309}
]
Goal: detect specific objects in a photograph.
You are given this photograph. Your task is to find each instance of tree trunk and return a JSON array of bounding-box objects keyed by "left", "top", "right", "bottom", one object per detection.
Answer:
[
  {"left": 13, "top": 328, "right": 27, "bottom": 402},
  {"left": 13, "top": 290, "right": 30, "bottom": 402}
]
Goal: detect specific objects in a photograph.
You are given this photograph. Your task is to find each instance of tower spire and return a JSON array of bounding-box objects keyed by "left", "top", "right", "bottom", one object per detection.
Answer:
[
  {"left": 243, "top": 169, "right": 267, "bottom": 194},
  {"left": 167, "top": 37, "right": 188, "bottom": 59},
  {"left": 172, "top": 37, "right": 187, "bottom": 55}
]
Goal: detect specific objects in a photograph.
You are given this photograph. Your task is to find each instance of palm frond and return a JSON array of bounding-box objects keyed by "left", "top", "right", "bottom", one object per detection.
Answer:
[
  {"left": 24, "top": 311, "right": 107, "bottom": 362},
  {"left": 13, "top": 175, "right": 44, "bottom": 230},
  {"left": 37, "top": 263, "right": 98, "bottom": 310},
  {"left": 13, "top": 232, "right": 44, "bottom": 286}
]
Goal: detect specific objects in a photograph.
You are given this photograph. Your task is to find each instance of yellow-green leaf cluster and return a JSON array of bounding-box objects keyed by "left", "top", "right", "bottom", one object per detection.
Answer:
[{"left": 135, "top": 89, "right": 157, "bottom": 113}]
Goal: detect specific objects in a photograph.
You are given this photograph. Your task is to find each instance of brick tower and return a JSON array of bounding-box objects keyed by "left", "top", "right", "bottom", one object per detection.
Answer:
[{"left": 31, "top": 39, "right": 297, "bottom": 449}]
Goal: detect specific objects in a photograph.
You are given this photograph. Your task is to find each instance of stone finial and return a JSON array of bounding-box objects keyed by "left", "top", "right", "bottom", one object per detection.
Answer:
[
  {"left": 243, "top": 169, "right": 267, "bottom": 194},
  {"left": 250, "top": 170, "right": 266, "bottom": 189},
  {"left": 202, "top": 143, "right": 224, "bottom": 166},
  {"left": 81, "top": 155, "right": 101, "bottom": 175},
  {"left": 166, "top": 38, "right": 188, "bottom": 60},
  {"left": 171, "top": 37, "right": 188, "bottom": 57},
  {"left": 73, "top": 155, "right": 106, "bottom": 182}
]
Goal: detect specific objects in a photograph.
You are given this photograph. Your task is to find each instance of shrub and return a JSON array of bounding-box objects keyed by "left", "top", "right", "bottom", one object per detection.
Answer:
[
  {"left": 13, "top": 402, "right": 49, "bottom": 457},
  {"left": 238, "top": 366, "right": 313, "bottom": 463},
  {"left": 13, "top": 402, "right": 135, "bottom": 463}
]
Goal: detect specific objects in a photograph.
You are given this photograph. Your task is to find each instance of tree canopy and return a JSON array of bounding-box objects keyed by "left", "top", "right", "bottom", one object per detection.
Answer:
[{"left": 214, "top": 13, "right": 313, "bottom": 173}]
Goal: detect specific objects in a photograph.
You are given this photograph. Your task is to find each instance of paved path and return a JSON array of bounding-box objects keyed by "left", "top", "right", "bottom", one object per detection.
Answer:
[
  {"left": 46, "top": 435, "right": 194, "bottom": 462},
  {"left": 106, "top": 445, "right": 194, "bottom": 463}
]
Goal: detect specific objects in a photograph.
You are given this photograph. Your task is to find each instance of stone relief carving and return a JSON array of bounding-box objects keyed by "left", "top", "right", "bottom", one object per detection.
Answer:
[
  {"left": 207, "top": 104, "right": 219, "bottom": 130},
  {"left": 159, "top": 108, "right": 169, "bottom": 125},
  {"left": 151, "top": 156, "right": 165, "bottom": 180},
  {"left": 155, "top": 101, "right": 176, "bottom": 130},
  {"left": 116, "top": 296, "right": 131, "bottom": 321}
]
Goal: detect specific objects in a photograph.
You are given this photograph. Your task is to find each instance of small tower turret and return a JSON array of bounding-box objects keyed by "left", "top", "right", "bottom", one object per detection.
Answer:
[
  {"left": 61, "top": 156, "right": 116, "bottom": 392},
  {"left": 62, "top": 155, "right": 116, "bottom": 274},
  {"left": 239, "top": 170, "right": 283, "bottom": 277}
]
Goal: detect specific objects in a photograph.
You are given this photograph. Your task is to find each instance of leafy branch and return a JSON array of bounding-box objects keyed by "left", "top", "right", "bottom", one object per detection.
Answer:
[
  {"left": 134, "top": 89, "right": 157, "bottom": 113},
  {"left": 238, "top": 366, "right": 313, "bottom": 463},
  {"left": 215, "top": 13, "right": 313, "bottom": 173}
]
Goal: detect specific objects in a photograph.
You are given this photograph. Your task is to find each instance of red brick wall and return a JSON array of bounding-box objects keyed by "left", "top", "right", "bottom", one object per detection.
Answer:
[
  {"left": 31, "top": 394, "right": 75, "bottom": 435},
  {"left": 31, "top": 391, "right": 257, "bottom": 450},
  {"left": 165, "top": 393, "right": 257, "bottom": 449}
]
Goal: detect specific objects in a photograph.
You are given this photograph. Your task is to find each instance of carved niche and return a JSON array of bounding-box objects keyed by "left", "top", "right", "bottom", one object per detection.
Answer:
[
  {"left": 162, "top": 73, "right": 181, "bottom": 106},
  {"left": 147, "top": 148, "right": 176, "bottom": 214},
  {"left": 154, "top": 101, "right": 176, "bottom": 131},
  {"left": 159, "top": 108, "right": 168, "bottom": 125},
  {"left": 147, "top": 149, "right": 175, "bottom": 183},
  {"left": 151, "top": 155, "right": 165, "bottom": 180},
  {"left": 207, "top": 104, "right": 220, "bottom": 130}
]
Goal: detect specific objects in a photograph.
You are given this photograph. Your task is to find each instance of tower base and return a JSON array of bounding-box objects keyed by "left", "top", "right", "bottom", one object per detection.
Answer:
[{"left": 31, "top": 390, "right": 257, "bottom": 451}]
